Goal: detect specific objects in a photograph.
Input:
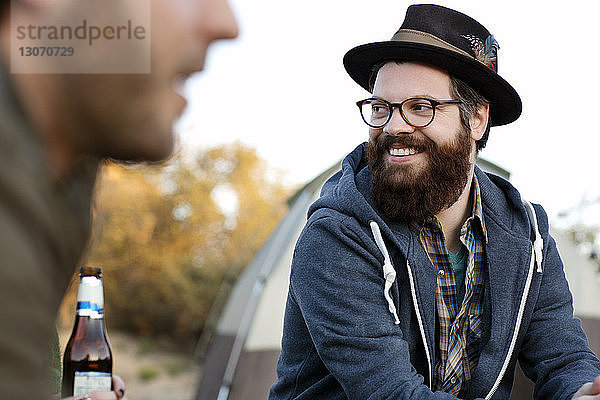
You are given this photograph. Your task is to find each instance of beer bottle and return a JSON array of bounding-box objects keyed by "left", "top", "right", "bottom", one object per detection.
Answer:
[{"left": 61, "top": 266, "right": 113, "bottom": 397}]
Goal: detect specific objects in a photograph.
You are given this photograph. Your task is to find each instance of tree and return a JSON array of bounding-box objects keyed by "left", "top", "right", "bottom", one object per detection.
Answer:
[
  {"left": 59, "top": 143, "right": 291, "bottom": 349},
  {"left": 557, "top": 195, "right": 600, "bottom": 272}
]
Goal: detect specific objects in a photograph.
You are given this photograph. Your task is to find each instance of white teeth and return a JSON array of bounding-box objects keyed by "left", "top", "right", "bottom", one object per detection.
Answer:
[
  {"left": 389, "top": 147, "right": 417, "bottom": 156},
  {"left": 173, "top": 74, "right": 187, "bottom": 97}
]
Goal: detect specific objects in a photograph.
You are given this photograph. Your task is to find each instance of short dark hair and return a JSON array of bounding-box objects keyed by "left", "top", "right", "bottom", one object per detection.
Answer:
[
  {"left": 368, "top": 61, "right": 491, "bottom": 151},
  {"left": 1, "top": 0, "right": 9, "bottom": 20},
  {"left": 449, "top": 75, "right": 490, "bottom": 151}
]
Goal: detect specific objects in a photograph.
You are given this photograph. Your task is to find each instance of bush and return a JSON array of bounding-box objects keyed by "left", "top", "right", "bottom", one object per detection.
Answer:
[
  {"left": 60, "top": 144, "right": 290, "bottom": 349},
  {"left": 138, "top": 366, "right": 160, "bottom": 382}
]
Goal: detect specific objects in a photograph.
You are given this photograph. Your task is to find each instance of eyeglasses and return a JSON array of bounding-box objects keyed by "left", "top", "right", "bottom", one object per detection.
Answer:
[{"left": 356, "top": 97, "right": 463, "bottom": 128}]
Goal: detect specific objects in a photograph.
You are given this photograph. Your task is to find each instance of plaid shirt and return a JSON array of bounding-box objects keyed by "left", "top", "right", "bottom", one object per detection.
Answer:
[{"left": 412, "top": 176, "right": 487, "bottom": 396}]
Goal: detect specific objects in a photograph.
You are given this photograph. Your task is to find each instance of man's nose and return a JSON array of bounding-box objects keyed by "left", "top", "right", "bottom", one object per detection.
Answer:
[
  {"left": 201, "top": 0, "right": 239, "bottom": 42},
  {"left": 383, "top": 107, "right": 415, "bottom": 136}
]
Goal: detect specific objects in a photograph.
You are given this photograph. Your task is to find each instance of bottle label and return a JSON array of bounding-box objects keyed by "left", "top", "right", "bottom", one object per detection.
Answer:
[
  {"left": 73, "top": 371, "right": 111, "bottom": 396},
  {"left": 76, "top": 276, "right": 104, "bottom": 318}
]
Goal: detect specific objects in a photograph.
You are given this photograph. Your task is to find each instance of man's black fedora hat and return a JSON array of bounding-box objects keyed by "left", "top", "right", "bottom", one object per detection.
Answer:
[{"left": 343, "top": 4, "right": 521, "bottom": 126}]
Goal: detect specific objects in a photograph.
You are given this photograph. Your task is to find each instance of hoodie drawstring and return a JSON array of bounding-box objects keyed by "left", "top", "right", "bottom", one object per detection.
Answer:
[
  {"left": 369, "top": 221, "right": 400, "bottom": 325},
  {"left": 522, "top": 199, "right": 544, "bottom": 273}
]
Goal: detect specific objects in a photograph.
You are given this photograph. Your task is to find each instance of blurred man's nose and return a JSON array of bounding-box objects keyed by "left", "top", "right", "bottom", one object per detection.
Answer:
[{"left": 204, "top": 0, "right": 239, "bottom": 42}]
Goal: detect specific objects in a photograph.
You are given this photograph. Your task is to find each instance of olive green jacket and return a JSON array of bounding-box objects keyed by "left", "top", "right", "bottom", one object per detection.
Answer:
[{"left": 0, "top": 60, "right": 99, "bottom": 399}]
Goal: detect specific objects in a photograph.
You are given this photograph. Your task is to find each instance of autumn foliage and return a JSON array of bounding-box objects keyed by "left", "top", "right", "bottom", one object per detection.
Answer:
[{"left": 59, "top": 143, "right": 290, "bottom": 348}]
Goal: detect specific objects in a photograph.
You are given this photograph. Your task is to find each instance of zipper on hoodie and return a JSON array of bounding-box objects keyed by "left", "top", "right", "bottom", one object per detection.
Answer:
[
  {"left": 484, "top": 245, "right": 537, "bottom": 399},
  {"left": 485, "top": 200, "right": 544, "bottom": 399},
  {"left": 370, "top": 221, "right": 433, "bottom": 389},
  {"left": 406, "top": 259, "right": 433, "bottom": 389}
]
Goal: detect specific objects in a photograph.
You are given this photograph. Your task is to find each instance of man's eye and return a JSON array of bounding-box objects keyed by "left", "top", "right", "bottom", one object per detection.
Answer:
[
  {"left": 371, "top": 104, "right": 388, "bottom": 114},
  {"left": 410, "top": 102, "right": 433, "bottom": 112}
]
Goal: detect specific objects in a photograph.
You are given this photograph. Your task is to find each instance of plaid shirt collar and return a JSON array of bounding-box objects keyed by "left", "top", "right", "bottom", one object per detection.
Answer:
[
  {"left": 464, "top": 175, "right": 487, "bottom": 244},
  {"left": 413, "top": 175, "right": 487, "bottom": 242}
]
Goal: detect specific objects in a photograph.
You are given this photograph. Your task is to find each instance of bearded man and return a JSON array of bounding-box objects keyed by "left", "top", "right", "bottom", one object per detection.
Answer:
[{"left": 269, "top": 4, "right": 600, "bottom": 400}]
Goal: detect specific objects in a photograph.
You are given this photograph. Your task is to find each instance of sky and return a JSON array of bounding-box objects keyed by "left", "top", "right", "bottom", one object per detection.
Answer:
[{"left": 176, "top": 0, "right": 600, "bottom": 223}]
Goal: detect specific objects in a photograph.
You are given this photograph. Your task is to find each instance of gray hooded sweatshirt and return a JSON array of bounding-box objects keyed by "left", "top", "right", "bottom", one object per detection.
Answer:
[{"left": 269, "top": 143, "right": 600, "bottom": 399}]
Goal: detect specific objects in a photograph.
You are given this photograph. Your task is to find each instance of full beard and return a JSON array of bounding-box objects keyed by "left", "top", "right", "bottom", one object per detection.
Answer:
[{"left": 366, "top": 128, "right": 473, "bottom": 224}]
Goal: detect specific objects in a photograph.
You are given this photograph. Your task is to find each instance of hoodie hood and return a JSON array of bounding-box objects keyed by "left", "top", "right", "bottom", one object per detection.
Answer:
[{"left": 308, "top": 143, "right": 375, "bottom": 224}]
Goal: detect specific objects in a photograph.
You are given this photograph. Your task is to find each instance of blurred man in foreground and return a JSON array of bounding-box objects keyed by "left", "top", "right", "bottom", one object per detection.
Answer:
[{"left": 0, "top": 0, "right": 238, "bottom": 398}]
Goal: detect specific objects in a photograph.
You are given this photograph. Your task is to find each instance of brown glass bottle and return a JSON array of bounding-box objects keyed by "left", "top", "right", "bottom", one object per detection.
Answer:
[{"left": 61, "top": 266, "right": 113, "bottom": 397}]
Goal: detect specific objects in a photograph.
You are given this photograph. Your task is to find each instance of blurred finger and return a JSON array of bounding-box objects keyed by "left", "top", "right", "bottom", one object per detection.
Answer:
[
  {"left": 593, "top": 376, "right": 600, "bottom": 394},
  {"left": 573, "top": 376, "right": 600, "bottom": 398},
  {"left": 573, "top": 383, "right": 592, "bottom": 398},
  {"left": 112, "top": 374, "right": 126, "bottom": 398},
  {"left": 80, "top": 392, "right": 117, "bottom": 400}
]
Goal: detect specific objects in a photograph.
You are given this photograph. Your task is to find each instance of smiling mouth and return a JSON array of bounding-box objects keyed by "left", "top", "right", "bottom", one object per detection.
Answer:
[
  {"left": 389, "top": 147, "right": 418, "bottom": 156},
  {"left": 172, "top": 73, "right": 191, "bottom": 97}
]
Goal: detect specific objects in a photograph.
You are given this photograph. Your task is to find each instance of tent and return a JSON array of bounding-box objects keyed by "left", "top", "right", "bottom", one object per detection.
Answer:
[{"left": 195, "top": 157, "right": 600, "bottom": 400}]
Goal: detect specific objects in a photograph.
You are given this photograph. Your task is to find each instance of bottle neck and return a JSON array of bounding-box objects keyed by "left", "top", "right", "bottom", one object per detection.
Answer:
[{"left": 76, "top": 275, "right": 104, "bottom": 319}]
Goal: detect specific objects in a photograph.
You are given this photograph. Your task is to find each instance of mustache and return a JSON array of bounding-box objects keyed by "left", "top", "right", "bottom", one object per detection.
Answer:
[{"left": 373, "top": 134, "right": 435, "bottom": 153}]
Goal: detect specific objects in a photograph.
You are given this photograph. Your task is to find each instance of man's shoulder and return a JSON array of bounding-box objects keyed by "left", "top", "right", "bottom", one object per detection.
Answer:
[
  {"left": 302, "top": 207, "right": 367, "bottom": 243},
  {"left": 0, "top": 96, "right": 98, "bottom": 271},
  {"left": 475, "top": 167, "right": 550, "bottom": 240}
]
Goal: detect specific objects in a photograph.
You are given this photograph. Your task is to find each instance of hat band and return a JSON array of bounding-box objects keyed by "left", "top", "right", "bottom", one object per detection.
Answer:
[{"left": 391, "top": 29, "right": 473, "bottom": 60}]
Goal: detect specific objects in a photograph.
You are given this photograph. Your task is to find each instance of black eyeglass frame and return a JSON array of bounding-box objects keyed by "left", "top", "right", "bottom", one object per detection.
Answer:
[{"left": 356, "top": 97, "right": 463, "bottom": 128}]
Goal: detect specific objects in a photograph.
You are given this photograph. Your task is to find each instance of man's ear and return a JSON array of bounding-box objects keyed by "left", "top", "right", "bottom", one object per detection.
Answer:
[{"left": 470, "top": 103, "right": 490, "bottom": 141}]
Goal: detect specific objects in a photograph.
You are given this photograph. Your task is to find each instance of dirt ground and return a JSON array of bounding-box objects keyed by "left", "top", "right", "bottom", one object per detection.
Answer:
[{"left": 59, "top": 328, "right": 201, "bottom": 400}]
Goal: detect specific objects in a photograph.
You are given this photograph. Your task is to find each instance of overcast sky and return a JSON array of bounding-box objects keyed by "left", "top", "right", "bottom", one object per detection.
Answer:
[{"left": 176, "top": 0, "right": 599, "bottom": 223}]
